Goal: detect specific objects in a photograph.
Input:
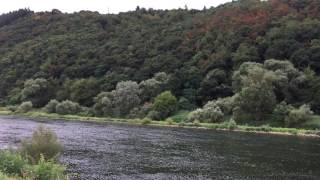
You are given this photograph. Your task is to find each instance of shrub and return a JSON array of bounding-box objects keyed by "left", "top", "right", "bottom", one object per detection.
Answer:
[
  {"left": 0, "top": 151, "right": 27, "bottom": 176},
  {"left": 285, "top": 104, "right": 313, "bottom": 127},
  {"left": 273, "top": 101, "right": 294, "bottom": 123},
  {"left": 141, "top": 118, "right": 151, "bottom": 125},
  {"left": 165, "top": 118, "right": 174, "bottom": 125},
  {"left": 170, "top": 111, "right": 189, "bottom": 123},
  {"left": 146, "top": 110, "right": 162, "bottom": 121},
  {"left": 43, "top": 99, "right": 59, "bottom": 113},
  {"left": 202, "top": 101, "right": 225, "bottom": 123},
  {"left": 187, "top": 108, "right": 203, "bottom": 122},
  {"left": 260, "top": 124, "right": 272, "bottom": 132},
  {"left": 0, "top": 172, "right": 18, "bottom": 180},
  {"left": 26, "top": 155, "right": 67, "bottom": 180},
  {"left": 55, "top": 100, "right": 81, "bottom": 115},
  {"left": 152, "top": 91, "right": 177, "bottom": 120},
  {"left": 193, "top": 120, "right": 201, "bottom": 126},
  {"left": 20, "top": 126, "right": 63, "bottom": 164},
  {"left": 128, "top": 103, "right": 153, "bottom": 119},
  {"left": 6, "top": 105, "right": 17, "bottom": 112},
  {"left": 214, "top": 97, "right": 235, "bottom": 115},
  {"left": 17, "top": 101, "right": 33, "bottom": 113},
  {"left": 227, "top": 119, "right": 237, "bottom": 130},
  {"left": 188, "top": 102, "right": 224, "bottom": 123},
  {"left": 78, "top": 107, "right": 94, "bottom": 117},
  {"left": 178, "top": 97, "right": 196, "bottom": 110}
]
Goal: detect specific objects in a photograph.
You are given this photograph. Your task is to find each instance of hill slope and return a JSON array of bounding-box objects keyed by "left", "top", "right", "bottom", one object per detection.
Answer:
[{"left": 0, "top": 0, "right": 320, "bottom": 114}]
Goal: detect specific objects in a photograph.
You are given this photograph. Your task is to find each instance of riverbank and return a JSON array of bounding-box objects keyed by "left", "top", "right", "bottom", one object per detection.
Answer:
[{"left": 0, "top": 109, "right": 319, "bottom": 138}]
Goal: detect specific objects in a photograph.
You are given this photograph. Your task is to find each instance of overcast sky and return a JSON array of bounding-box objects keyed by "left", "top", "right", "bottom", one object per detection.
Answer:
[{"left": 0, "top": 0, "right": 232, "bottom": 14}]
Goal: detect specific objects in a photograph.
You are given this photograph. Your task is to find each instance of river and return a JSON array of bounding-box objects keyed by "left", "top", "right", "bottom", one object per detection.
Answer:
[{"left": 0, "top": 116, "right": 320, "bottom": 180}]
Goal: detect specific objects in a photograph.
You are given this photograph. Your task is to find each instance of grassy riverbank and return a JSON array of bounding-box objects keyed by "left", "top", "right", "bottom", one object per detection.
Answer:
[{"left": 1, "top": 108, "right": 319, "bottom": 138}]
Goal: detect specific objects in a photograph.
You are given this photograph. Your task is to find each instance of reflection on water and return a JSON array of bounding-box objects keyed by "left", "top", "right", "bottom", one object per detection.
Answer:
[{"left": 0, "top": 116, "right": 320, "bottom": 180}]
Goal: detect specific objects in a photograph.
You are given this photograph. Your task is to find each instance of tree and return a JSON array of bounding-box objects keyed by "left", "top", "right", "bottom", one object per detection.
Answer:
[
  {"left": 199, "top": 68, "right": 232, "bottom": 102},
  {"left": 153, "top": 91, "right": 177, "bottom": 119},
  {"left": 233, "top": 65, "right": 277, "bottom": 122},
  {"left": 113, "top": 81, "right": 141, "bottom": 116},
  {"left": 139, "top": 72, "right": 171, "bottom": 102},
  {"left": 232, "top": 43, "right": 260, "bottom": 68},
  {"left": 69, "top": 78, "right": 99, "bottom": 106},
  {"left": 21, "top": 78, "right": 53, "bottom": 108},
  {"left": 93, "top": 92, "right": 114, "bottom": 116}
]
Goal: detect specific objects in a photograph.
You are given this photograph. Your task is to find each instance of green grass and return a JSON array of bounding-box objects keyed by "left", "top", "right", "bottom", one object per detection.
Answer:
[{"left": 2, "top": 108, "right": 319, "bottom": 137}]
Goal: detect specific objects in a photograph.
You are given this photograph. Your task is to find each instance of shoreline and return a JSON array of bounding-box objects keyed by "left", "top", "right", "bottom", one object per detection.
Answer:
[{"left": 1, "top": 110, "right": 319, "bottom": 138}]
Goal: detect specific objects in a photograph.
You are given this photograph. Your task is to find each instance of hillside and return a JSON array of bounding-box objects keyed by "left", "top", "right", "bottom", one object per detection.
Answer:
[{"left": 1, "top": 0, "right": 320, "bottom": 127}]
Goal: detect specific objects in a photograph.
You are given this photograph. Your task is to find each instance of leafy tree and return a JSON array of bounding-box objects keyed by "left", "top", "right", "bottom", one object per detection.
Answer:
[
  {"left": 113, "top": 81, "right": 141, "bottom": 116},
  {"left": 232, "top": 43, "right": 260, "bottom": 68},
  {"left": 21, "top": 78, "right": 53, "bottom": 108},
  {"left": 69, "top": 78, "right": 99, "bottom": 106},
  {"left": 285, "top": 104, "right": 313, "bottom": 127},
  {"left": 233, "top": 65, "right": 277, "bottom": 122},
  {"left": 139, "top": 72, "right": 171, "bottom": 102},
  {"left": 152, "top": 91, "right": 177, "bottom": 119},
  {"left": 93, "top": 92, "right": 114, "bottom": 116}
]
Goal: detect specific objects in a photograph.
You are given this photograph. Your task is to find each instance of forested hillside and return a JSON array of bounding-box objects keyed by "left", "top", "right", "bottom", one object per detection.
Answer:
[{"left": 1, "top": 0, "right": 320, "bottom": 127}]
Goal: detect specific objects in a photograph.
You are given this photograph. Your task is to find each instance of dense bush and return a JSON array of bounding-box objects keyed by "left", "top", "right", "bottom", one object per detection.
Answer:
[
  {"left": 26, "top": 155, "right": 67, "bottom": 180},
  {"left": 152, "top": 91, "right": 177, "bottom": 120},
  {"left": 55, "top": 100, "right": 81, "bottom": 115},
  {"left": 285, "top": 105, "right": 313, "bottom": 127},
  {"left": 188, "top": 102, "right": 224, "bottom": 123},
  {"left": 273, "top": 101, "right": 294, "bottom": 124},
  {"left": 146, "top": 110, "right": 162, "bottom": 121},
  {"left": 0, "top": 151, "right": 27, "bottom": 176},
  {"left": 0, "top": 172, "right": 16, "bottom": 180},
  {"left": 43, "top": 99, "right": 59, "bottom": 113},
  {"left": 17, "top": 101, "right": 33, "bottom": 113},
  {"left": 21, "top": 126, "right": 63, "bottom": 164}
]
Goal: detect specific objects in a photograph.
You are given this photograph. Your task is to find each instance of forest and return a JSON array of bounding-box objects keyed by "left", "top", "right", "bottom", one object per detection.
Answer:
[{"left": 1, "top": 0, "right": 320, "bottom": 128}]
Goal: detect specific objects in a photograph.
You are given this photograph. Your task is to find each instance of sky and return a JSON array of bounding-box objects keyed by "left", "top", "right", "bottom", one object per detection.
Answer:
[{"left": 0, "top": 0, "right": 232, "bottom": 14}]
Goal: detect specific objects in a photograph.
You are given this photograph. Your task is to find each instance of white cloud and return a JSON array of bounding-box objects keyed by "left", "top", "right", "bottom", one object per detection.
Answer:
[{"left": 0, "top": 0, "right": 232, "bottom": 14}]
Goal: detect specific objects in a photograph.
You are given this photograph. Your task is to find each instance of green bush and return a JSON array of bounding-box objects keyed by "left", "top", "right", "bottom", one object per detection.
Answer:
[
  {"left": 0, "top": 151, "right": 27, "bottom": 176},
  {"left": 55, "top": 100, "right": 81, "bottom": 115},
  {"left": 273, "top": 101, "right": 294, "bottom": 123},
  {"left": 17, "top": 101, "right": 33, "bottom": 113},
  {"left": 260, "top": 124, "right": 272, "bottom": 132},
  {"left": 20, "top": 126, "right": 63, "bottom": 164},
  {"left": 26, "top": 155, "right": 66, "bottom": 180},
  {"left": 165, "top": 118, "right": 174, "bottom": 125},
  {"left": 146, "top": 110, "right": 162, "bottom": 121},
  {"left": 169, "top": 111, "right": 189, "bottom": 123},
  {"left": 141, "top": 118, "right": 152, "bottom": 125},
  {"left": 178, "top": 97, "right": 196, "bottom": 110},
  {"left": 227, "top": 119, "right": 237, "bottom": 130},
  {"left": 43, "top": 99, "right": 59, "bottom": 113},
  {"left": 187, "top": 102, "right": 224, "bottom": 123},
  {"left": 0, "top": 172, "right": 17, "bottom": 180},
  {"left": 285, "top": 104, "right": 313, "bottom": 127},
  {"left": 6, "top": 105, "right": 17, "bottom": 112},
  {"left": 152, "top": 91, "right": 177, "bottom": 120}
]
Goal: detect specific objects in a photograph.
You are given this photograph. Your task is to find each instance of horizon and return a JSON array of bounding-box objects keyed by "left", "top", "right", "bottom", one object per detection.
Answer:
[{"left": 0, "top": 0, "right": 232, "bottom": 14}]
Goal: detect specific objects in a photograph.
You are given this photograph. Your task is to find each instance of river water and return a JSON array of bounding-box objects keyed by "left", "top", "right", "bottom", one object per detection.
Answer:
[{"left": 0, "top": 116, "right": 320, "bottom": 180}]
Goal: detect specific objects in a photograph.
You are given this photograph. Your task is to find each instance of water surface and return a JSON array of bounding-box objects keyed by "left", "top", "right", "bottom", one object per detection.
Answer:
[{"left": 0, "top": 116, "right": 319, "bottom": 180}]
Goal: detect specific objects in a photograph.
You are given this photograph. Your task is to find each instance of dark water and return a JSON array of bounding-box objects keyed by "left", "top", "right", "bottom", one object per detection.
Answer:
[{"left": 0, "top": 116, "right": 320, "bottom": 180}]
